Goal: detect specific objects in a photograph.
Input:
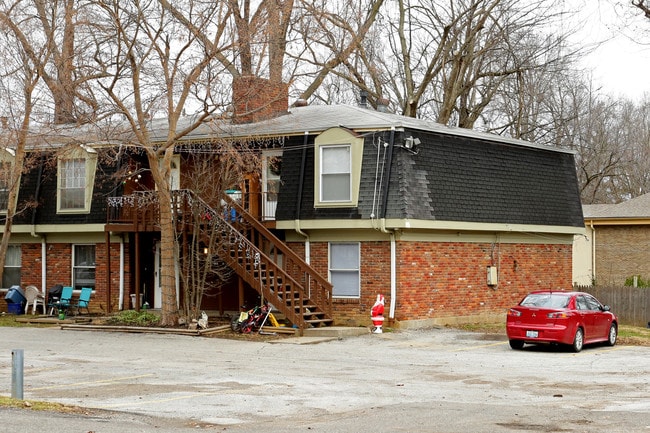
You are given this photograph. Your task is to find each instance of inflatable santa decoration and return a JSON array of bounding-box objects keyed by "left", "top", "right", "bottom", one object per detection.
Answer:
[{"left": 370, "top": 294, "right": 385, "bottom": 334}]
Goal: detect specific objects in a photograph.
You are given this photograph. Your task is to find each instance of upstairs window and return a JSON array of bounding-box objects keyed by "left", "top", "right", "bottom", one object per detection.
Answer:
[
  {"left": 57, "top": 146, "right": 97, "bottom": 214},
  {"left": 314, "top": 127, "right": 364, "bottom": 208},
  {"left": 0, "top": 149, "right": 16, "bottom": 214},
  {"left": 0, "top": 161, "right": 11, "bottom": 212},
  {"left": 320, "top": 146, "right": 351, "bottom": 202},
  {"left": 60, "top": 158, "right": 86, "bottom": 209}
]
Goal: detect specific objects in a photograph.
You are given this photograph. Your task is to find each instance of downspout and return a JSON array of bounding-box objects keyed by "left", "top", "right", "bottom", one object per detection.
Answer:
[
  {"left": 30, "top": 157, "right": 44, "bottom": 238},
  {"left": 294, "top": 131, "right": 310, "bottom": 263},
  {"left": 590, "top": 221, "right": 596, "bottom": 285},
  {"left": 119, "top": 235, "right": 125, "bottom": 310},
  {"left": 379, "top": 127, "right": 397, "bottom": 321},
  {"left": 33, "top": 157, "right": 46, "bottom": 295},
  {"left": 41, "top": 238, "right": 46, "bottom": 296}
]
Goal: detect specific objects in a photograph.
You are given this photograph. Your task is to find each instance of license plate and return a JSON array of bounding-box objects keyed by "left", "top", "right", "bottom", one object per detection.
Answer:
[{"left": 526, "top": 330, "right": 538, "bottom": 338}]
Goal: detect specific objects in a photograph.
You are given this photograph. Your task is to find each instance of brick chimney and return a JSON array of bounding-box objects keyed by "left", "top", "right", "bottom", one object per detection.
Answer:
[{"left": 232, "top": 76, "right": 289, "bottom": 124}]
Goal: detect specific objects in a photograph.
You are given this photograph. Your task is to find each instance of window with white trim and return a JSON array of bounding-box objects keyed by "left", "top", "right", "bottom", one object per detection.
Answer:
[
  {"left": 73, "top": 244, "right": 96, "bottom": 290},
  {"left": 2, "top": 245, "right": 21, "bottom": 288},
  {"left": 60, "top": 158, "right": 85, "bottom": 209},
  {"left": 57, "top": 146, "right": 97, "bottom": 214},
  {"left": 0, "top": 148, "right": 16, "bottom": 214},
  {"left": 0, "top": 161, "right": 11, "bottom": 212},
  {"left": 314, "top": 127, "right": 364, "bottom": 208},
  {"left": 329, "top": 242, "right": 360, "bottom": 298},
  {"left": 320, "top": 145, "right": 351, "bottom": 202}
]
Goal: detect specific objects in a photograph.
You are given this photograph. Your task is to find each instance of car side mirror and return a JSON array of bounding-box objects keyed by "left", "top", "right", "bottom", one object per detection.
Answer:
[{"left": 602, "top": 305, "right": 611, "bottom": 312}]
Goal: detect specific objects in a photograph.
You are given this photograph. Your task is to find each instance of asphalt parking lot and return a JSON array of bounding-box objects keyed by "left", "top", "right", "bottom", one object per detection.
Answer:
[{"left": 1, "top": 326, "right": 649, "bottom": 433}]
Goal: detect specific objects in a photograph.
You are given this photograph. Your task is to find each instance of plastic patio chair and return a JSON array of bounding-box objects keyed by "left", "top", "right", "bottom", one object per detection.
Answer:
[
  {"left": 48, "top": 286, "right": 74, "bottom": 316},
  {"left": 24, "top": 285, "right": 46, "bottom": 315},
  {"left": 74, "top": 287, "right": 93, "bottom": 315}
]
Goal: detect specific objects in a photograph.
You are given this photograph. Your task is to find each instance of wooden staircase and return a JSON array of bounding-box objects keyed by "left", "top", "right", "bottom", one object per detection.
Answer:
[{"left": 173, "top": 190, "right": 333, "bottom": 334}]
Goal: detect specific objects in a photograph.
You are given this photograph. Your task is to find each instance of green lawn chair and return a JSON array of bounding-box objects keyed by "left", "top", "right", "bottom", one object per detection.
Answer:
[{"left": 74, "top": 287, "right": 93, "bottom": 315}]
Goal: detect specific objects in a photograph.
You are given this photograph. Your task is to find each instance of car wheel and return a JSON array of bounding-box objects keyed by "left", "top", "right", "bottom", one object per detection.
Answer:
[
  {"left": 572, "top": 328, "right": 584, "bottom": 352},
  {"left": 607, "top": 323, "right": 617, "bottom": 346},
  {"left": 509, "top": 340, "right": 524, "bottom": 350}
]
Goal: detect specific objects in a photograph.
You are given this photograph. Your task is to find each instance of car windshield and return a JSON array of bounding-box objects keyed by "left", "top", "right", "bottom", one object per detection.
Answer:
[{"left": 520, "top": 293, "right": 570, "bottom": 309}]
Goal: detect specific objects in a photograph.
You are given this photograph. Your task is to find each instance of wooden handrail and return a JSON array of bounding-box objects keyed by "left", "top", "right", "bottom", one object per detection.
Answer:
[{"left": 221, "top": 193, "right": 333, "bottom": 300}]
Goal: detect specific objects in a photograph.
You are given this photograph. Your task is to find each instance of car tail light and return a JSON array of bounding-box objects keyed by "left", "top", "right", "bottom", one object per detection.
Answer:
[
  {"left": 507, "top": 309, "right": 522, "bottom": 317},
  {"left": 547, "top": 312, "right": 569, "bottom": 319}
]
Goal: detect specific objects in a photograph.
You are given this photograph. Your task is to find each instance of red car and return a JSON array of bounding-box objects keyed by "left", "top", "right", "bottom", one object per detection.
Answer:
[{"left": 506, "top": 290, "right": 618, "bottom": 352}]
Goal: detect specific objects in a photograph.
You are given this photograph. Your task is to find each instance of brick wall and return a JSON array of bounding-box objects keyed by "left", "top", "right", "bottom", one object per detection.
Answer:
[
  {"left": 289, "top": 240, "right": 573, "bottom": 327},
  {"left": 594, "top": 225, "right": 650, "bottom": 285},
  {"left": 396, "top": 241, "right": 573, "bottom": 321},
  {"left": 3, "top": 242, "right": 129, "bottom": 315}
]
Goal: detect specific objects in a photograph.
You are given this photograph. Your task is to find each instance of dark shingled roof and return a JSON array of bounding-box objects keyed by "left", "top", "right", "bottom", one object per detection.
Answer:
[{"left": 266, "top": 105, "right": 583, "bottom": 228}]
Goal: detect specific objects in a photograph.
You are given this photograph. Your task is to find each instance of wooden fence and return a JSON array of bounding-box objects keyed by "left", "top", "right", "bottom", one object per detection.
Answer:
[{"left": 575, "top": 285, "right": 650, "bottom": 327}]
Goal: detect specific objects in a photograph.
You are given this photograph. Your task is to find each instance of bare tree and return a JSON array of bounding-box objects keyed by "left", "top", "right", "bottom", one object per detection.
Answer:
[
  {"left": 1, "top": 0, "right": 102, "bottom": 124},
  {"left": 0, "top": 3, "right": 50, "bottom": 285},
  {"left": 634, "top": 0, "right": 650, "bottom": 18},
  {"left": 305, "top": 0, "right": 580, "bottom": 127},
  {"left": 91, "top": 0, "right": 234, "bottom": 326},
  {"left": 177, "top": 144, "right": 257, "bottom": 319}
]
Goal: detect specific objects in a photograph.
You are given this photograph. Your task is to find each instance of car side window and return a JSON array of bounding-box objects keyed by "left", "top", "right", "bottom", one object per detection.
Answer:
[
  {"left": 585, "top": 295, "right": 602, "bottom": 311},
  {"left": 576, "top": 296, "right": 588, "bottom": 310}
]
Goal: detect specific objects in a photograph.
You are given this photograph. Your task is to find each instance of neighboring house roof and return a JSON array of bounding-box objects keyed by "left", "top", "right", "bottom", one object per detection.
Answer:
[{"left": 583, "top": 193, "right": 650, "bottom": 224}]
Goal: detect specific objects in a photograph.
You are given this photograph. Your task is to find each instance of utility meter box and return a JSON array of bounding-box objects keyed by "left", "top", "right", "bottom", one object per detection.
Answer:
[{"left": 487, "top": 266, "right": 498, "bottom": 286}]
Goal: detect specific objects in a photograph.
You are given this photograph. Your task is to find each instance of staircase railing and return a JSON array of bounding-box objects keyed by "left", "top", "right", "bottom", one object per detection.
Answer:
[
  {"left": 220, "top": 193, "right": 333, "bottom": 317},
  {"left": 173, "top": 190, "right": 333, "bottom": 333}
]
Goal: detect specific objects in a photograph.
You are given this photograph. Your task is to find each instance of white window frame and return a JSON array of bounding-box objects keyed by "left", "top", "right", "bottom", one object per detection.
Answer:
[
  {"left": 57, "top": 146, "right": 97, "bottom": 214},
  {"left": 314, "top": 127, "right": 364, "bottom": 208},
  {"left": 0, "top": 148, "right": 16, "bottom": 214},
  {"left": 320, "top": 145, "right": 351, "bottom": 202},
  {"left": 2, "top": 244, "right": 21, "bottom": 288},
  {"left": 72, "top": 244, "right": 96, "bottom": 290},
  {"left": 329, "top": 242, "right": 360, "bottom": 298},
  {"left": 262, "top": 150, "right": 282, "bottom": 220}
]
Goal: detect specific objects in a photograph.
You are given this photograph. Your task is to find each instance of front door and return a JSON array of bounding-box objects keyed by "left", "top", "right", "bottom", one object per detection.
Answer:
[
  {"left": 262, "top": 151, "right": 282, "bottom": 220},
  {"left": 153, "top": 240, "right": 181, "bottom": 309},
  {"left": 154, "top": 241, "right": 162, "bottom": 309}
]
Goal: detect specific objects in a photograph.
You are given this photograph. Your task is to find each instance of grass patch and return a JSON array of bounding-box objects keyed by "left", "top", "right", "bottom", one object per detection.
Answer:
[
  {"left": 0, "top": 314, "right": 55, "bottom": 328},
  {"left": 453, "top": 322, "right": 650, "bottom": 346},
  {"left": 0, "top": 396, "right": 85, "bottom": 413}
]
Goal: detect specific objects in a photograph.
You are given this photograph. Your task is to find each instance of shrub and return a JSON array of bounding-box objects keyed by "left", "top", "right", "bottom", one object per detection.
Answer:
[
  {"left": 106, "top": 310, "right": 161, "bottom": 326},
  {"left": 624, "top": 275, "right": 650, "bottom": 288}
]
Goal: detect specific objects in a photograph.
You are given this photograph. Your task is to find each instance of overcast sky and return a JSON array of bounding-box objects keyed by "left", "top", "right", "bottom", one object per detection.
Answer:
[{"left": 570, "top": 0, "right": 650, "bottom": 100}]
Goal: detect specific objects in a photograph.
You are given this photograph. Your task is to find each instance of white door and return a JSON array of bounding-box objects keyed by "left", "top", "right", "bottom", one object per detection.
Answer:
[
  {"left": 153, "top": 241, "right": 181, "bottom": 309},
  {"left": 154, "top": 241, "right": 162, "bottom": 309},
  {"left": 262, "top": 151, "right": 282, "bottom": 220}
]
